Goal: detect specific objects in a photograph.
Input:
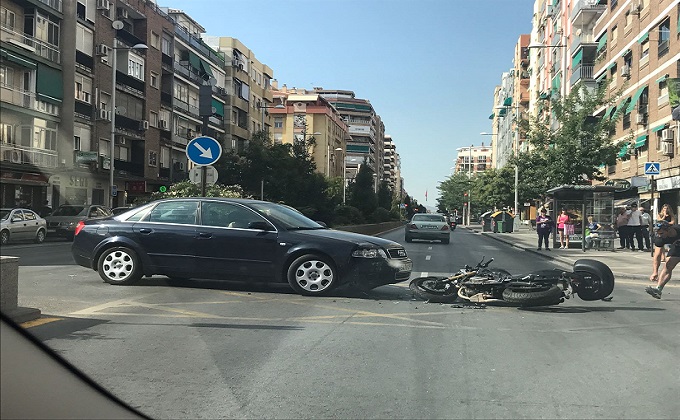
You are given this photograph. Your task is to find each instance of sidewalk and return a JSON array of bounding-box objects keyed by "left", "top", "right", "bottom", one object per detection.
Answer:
[{"left": 465, "top": 223, "right": 656, "bottom": 281}]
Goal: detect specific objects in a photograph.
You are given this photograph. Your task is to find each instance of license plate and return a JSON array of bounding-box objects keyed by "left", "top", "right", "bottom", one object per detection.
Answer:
[
  {"left": 422, "top": 225, "right": 438, "bottom": 229},
  {"left": 399, "top": 261, "right": 412, "bottom": 272}
]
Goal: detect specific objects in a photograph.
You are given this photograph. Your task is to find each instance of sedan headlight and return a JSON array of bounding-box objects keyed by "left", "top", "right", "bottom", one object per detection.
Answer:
[{"left": 352, "top": 248, "right": 388, "bottom": 259}]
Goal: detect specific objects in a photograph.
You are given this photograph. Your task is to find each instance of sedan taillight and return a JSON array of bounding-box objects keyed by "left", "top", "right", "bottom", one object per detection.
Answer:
[
  {"left": 441, "top": 224, "right": 449, "bottom": 231},
  {"left": 408, "top": 223, "right": 418, "bottom": 229},
  {"left": 74, "top": 221, "right": 85, "bottom": 236}
]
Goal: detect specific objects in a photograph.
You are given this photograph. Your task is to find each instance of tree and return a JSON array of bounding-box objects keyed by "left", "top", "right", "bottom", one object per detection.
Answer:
[
  {"left": 436, "top": 172, "right": 472, "bottom": 216},
  {"left": 134, "top": 181, "right": 243, "bottom": 205},
  {"left": 377, "top": 181, "right": 392, "bottom": 211},
  {"left": 348, "top": 158, "right": 378, "bottom": 218},
  {"left": 513, "top": 81, "right": 627, "bottom": 202}
]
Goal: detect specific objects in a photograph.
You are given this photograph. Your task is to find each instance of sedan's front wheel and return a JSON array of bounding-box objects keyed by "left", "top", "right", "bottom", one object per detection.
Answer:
[
  {"left": 34, "top": 229, "right": 46, "bottom": 244},
  {"left": 287, "top": 254, "right": 338, "bottom": 296},
  {"left": 97, "top": 247, "right": 142, "bottom": 285}
]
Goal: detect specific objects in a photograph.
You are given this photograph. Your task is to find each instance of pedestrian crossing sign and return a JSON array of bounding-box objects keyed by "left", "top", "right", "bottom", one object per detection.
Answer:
[{"left": 644, "top": 162, "right": 660, "bottom": 175}]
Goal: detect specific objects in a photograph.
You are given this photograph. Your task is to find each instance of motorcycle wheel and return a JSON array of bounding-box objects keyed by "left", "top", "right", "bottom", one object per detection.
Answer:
[
  {"left": 409, "top": 277, "right": 459, "bottom": 303},
  {"left": 573, "top": 259, "right": 615, "bottom": 301},
  {"left": 502, "top": 285, "right": 562, "bottom": 307}
]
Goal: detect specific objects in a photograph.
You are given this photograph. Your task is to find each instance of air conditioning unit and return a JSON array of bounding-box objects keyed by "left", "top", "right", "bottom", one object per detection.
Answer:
[
  {"left": 96, "top": 44, "right": 109, "bottom": 56},
  {"left": 99, "top": 109, "right": 111, "bottom": 121},
  {"left": 116, "top": 138, "right": 127, "bottom": 145},
  {"left": 140, "top": 120, "right": 149, "bottom": 130},
  {"left": 661, "top": 141, "right": 674, "bottom": 156},
  {"left": 159, "top": 119, "right": 168, "bottom": 130},
  {"left": 621, "top": 65, "right": 631, "bottom": 77},
  {"left": 629, "top": 1, "right": 640, "bottom": 15},
  {"left": 661, "top": 128, "right": 674, "bottom": 142},
  {"left": 96, "top": 0, "right": 110, "bottom": 10},
  {"left": 636, "top": 114, "right": 646, "bottom": 125},
  {"left": 117, "top": 8, "right": 128, "bottom": 19}
]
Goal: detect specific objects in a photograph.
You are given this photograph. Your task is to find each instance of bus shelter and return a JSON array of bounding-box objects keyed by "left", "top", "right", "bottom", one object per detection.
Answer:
[{"left": 545, "top": 184, "right": 637, "bottom": 251}]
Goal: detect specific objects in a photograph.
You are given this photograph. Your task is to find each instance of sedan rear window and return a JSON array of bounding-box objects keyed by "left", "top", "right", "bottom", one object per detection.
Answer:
[
  {"left": 412, "top": 215, "right": 445, "bottom": 222},
  {"left": 52, "top": 206, "right": 86, "bottom": 216}
]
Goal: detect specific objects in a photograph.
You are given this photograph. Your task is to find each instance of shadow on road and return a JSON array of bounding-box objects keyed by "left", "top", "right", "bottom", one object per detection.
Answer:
[{"left": 519, "top": 305, "right": 666, "bottom": 313}]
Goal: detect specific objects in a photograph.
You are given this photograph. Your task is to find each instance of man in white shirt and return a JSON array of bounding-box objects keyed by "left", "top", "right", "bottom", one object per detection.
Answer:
[
  {"left": 627, "top": 203, "right": 644, "bottom": 251},
  {"left": 640, "top": 207, "right": 652, "bottom": 251}
]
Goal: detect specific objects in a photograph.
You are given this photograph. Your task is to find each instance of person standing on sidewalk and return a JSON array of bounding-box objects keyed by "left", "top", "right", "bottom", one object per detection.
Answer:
[
  {"left": 557, "top": 209, "right": 570, "bottom": 249},
  {"left": 646, "top": 221, "right": 680, "bottom": 299},
  {"left": 640, "top": 207, "right": 652, "bottom": 251},
  {"left": 536, "top": 208, "right": 553, "bottom": 251},
  {"left": 616, "top": 207, "right": 630, "bottom": 249},
  {"left": 584, "top": 216, "right": 602, "bottom": 249},
  {"left": 627, "top": 203, "right": 644, "bottom": 251}
]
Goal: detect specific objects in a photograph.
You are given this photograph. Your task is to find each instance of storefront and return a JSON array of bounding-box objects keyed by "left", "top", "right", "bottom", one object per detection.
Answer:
[{"left": 0, "top": 170, "right": 49, "bottom": 210}]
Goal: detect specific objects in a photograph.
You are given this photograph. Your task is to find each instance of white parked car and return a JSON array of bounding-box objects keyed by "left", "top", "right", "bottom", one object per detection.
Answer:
[{"left": 0, "top": 208, "right": 47, "bottom": 245}]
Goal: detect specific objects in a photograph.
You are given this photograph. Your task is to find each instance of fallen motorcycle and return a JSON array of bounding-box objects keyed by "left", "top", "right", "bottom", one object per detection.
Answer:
[{"left": 409, "top": 256, "right": 614, "bottom": 306}]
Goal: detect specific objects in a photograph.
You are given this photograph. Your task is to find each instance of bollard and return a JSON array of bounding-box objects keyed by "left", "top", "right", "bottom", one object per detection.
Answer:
[{"left": 0, "top": 256, "right": 41, "bottom": 323}]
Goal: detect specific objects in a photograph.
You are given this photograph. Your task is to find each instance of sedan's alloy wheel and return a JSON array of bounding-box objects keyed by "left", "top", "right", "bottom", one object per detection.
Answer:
[
  {"left": 290, "top": 257, "right": 336, "bottom": 294},
  {"left": 98, "top": 248, "right": 142, "bottom": 285}
]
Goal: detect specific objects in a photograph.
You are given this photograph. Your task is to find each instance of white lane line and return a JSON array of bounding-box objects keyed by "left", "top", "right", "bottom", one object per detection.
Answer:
[
  {"left": 428, "top": 246, "right": 433, "bottom": 250},
  {"left": 425, "top": 255, "right": 431, "bottom": 261}
]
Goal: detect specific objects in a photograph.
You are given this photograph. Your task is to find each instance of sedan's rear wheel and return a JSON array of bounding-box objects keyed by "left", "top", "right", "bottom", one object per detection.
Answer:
[
  {"left": 287, "top": 254, "right": 337, "bottom": 296},
  {"left": 1, "top": 230, "right": 9, "bottom": 245},
  {"left": 34, "top": 229, "right": 46, "bottom": 244},
  {"left": 97, "top": 247, "right": 142, "bottom": 285}
]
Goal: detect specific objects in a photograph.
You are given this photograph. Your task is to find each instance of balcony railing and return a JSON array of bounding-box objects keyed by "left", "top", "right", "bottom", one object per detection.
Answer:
[
  {"left": 1, "top": 144, "right": 58, "bottom": 168},
  {"left": 570, "top": 0, "right": 607, "bottom": 21},
  {"left": 1, "top": 84, "right": 60, "bottom": 116},
  {"left": 0, "top": 25, "right": 60, "bottom": 64},
  {"left": 570, "top": 64, "right": 594, "bottom": 86},
  {"left": 37, "top": 0, "right": 62, "bottom": 12}
]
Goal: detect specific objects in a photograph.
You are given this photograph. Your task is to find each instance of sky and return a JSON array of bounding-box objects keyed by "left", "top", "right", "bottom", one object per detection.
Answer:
[{"left": 161, "top": 0, "right": 536, "bottom": 208}]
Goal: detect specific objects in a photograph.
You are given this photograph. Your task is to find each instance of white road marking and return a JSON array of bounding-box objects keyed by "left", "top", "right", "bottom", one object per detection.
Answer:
[{"left": 425, "top": 255, "right": 431, "bottom": 261}]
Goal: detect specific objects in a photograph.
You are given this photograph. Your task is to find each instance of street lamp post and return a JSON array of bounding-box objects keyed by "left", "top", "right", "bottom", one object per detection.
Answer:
[
  {"left": 467, "top": 145, "right": 472, "bottom": 226},
  {"left": 257, "top": 103, "right": 284, "bottom": 131},
  {"left": 108, "top": 26, "right": 147, "bottom": 208}
]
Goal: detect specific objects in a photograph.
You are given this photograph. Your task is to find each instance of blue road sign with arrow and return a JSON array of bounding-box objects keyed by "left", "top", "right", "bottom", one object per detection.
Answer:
[
  {"left": 644, "top": 162, "right": 660, "bottom": 176},
  {"left": 186, "top": 136, "right": 222, "bottom": 166}
]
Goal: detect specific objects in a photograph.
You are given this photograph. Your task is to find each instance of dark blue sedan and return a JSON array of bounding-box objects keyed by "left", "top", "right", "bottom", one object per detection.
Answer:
[{"left": 71, "top": 198, "right": 412, "bottom": 296}]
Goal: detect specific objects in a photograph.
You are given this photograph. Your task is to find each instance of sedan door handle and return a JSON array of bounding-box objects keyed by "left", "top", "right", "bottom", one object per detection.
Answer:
[
  {"left": 138, "top": 228, "right": 153, "bottom": 234},
  {"left": 197, "top": 232, "right": 212, "bottom": 239}
]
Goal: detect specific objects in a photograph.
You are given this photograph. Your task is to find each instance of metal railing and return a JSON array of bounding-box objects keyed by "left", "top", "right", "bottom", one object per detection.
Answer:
[
  {"left": 0, "top": 25, "right": 60, "bottom": 63},
  {"left": 1, "top": 84, "right": 60, "bottom": 116},
  {"left": 0, "top": 144, "right": 58, "bottom": 168}
]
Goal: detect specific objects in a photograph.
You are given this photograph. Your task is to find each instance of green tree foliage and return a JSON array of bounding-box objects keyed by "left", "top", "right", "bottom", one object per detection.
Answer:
[
  {"left": 348, "top": 158, "right": 378, "bottom": 217},
  {"left": 134, "top": 181, "right": 243, "bottom": 205},
  {"left": 436, "top": 172, "right": 472, "bottom": 216},
  {"left": 513, "top": 81, "right": 627, "bottom": 202},
  {"left": 377, "top": 181, "right": 392, "bottom": 210}
]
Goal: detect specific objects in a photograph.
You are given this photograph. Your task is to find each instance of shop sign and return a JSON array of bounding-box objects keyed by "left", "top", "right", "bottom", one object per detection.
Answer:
[
  {"left": 127, "top": 181, "right": 146, "bottom": 193},
  {"left": 75, "top": 151, "right": 98, "bottom": 164},
  {"left": 604, "top": 179, "right": 631, "bottom": 191},
  {"left": 68, "top": 176, "right": 88, "bottom": 188},
  {"left": 656, "top": 175, "right": 680, "bottom": 191}
]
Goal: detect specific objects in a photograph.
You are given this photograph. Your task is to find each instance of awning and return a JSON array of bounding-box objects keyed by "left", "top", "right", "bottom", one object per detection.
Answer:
[
  {"left": 572, "top": 50, "right": 583, "bottom": 68},
  {"left": 625, "top": 86, "right": 647, "bottom": 114},
  {"left": 617, "top": 143, "right": 630, "bottom": 158},
  {"left": 603, "top": 106, "right": 615, "bottom": 120},
  {"left": 634, "top": 135, "right": 647, "bottom": 148},
  {"left": 503, "top": 97, "right": 512, "bottom": 106},
  {"left": 612, "top": 99, "right": 628, "bottom": 119},
  {"left": 211, "top": 98, "right": 224, "bottom": 116},
  {"left": 621, "top": 49, "right": 631, "bottom": 57},
  {"left": 652, "top": 124, "right": 667, "bottom": 132},
  {"left": 199, "top": 59, "right": 214, "bottom": 78},
  {"left": 539, "top": 92, "right": 549, "bottom": 100},
  {"left": 36, "top": 63, "right": 63, "bottom": 104},
  {"left": 615, "top": 197, "right": 639, "bottom": 207},
  {"left": 637, "top": 32, "right": 649, "bottom": 43},
  {"left": 656, "top": 74, "right": 669, "bottom": 83},
  {"left": 607, "top": 62, "right": 616, "bottom": 70},
  {"left": 0, "top": 48, "right": 37, "bottom": 69},
  {"left": 596, "top": 72, "right": 607, "bottom": 82},
  {"left": 597, "top": 33, "right": 608, "bottom": 52},
  {"left": 187, "top": 51, "right": 201, "bottom": 71},
  {"left": 498, "top": 108, "right": 507, "bottom": 117},
  {"left": 488, "top": 113, "right": 495, "bottom": 119}
]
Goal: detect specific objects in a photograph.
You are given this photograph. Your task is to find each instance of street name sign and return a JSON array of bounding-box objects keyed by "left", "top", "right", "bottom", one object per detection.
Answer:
[{"left": 186, "top": 136, "right": 222, "bottom": 166}]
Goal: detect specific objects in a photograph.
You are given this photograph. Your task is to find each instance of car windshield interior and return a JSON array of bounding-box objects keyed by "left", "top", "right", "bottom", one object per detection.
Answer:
[
  {"left": 413, "top": 214, "right": 445, "bottom": 222},
  {"left": 52, "top": 206, "right": 87, "bottom": 217},
  {"left": 249, "top": 202, "right": 323, "bottom": 229}
]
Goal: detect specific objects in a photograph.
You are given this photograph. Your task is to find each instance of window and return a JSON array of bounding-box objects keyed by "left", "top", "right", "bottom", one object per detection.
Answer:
[
  {"left": 148, "top": 151, "right": 157, "bottom": 167},
  {"left": 1, "top": 7, "right": 15, "bottom": 30},
  {"left": 146, "top": 201, "right": 199, "bottom": 225},
  {"left": 150, "top": 71, "right": 159, "bottom": 89},
  {"left": 75, "top": 24, "right": 94, "bottom": 55},
  {"left": 30, "top": 12, "right": 60, "bottom": 47},
  {"left": 0, "top": 65, "right": 14, "bottom": 87},
  {"left": 611, "top": 25, "right": 618, "bottom": 46},
  {"left": 174, "top": 82, "right": 188, "bottom": 103},
  {"left": 640, "top": 38, "right": 649, "bottom": 62},
  {"left": 74, "top": 74, "right": 92, "bottom": 103},
  {"left": 161, "top": 34, "right": 172, "bottom": 56},
  {"left": 658, "top": 19, "right": 670, "bottom": 58},
  {"left": 151, "top": 31, "right": 160, "bottom": 49},
  {"left": 274, "top": 117, "right": 283, "bottom": 128},
  {"left": 74, "top": 136, "right": 81, "bottom": 151},
  {"left": 274, "top": 133, "right": 283, "bottom": 144},
  {"left": 200, "top": 201, "right": 267, "bottom": 229},
  {"left": 149, "top": 111, "right": 158, "bottom": 127},
  {"left": 658, "top": 79, "right": 669, "bottom": 105},
  {"left": 116, "top": 93, "right": 144, "bottom": 120},
  {"left": 127, "top": 55, "right": 144, "bottom": 80},
  {"left": 0, "top": 123, "right": 14, "bottom": 144}
]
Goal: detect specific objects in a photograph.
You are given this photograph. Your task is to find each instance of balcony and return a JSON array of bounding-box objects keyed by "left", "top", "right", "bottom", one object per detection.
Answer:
[
  {"left": 1, "top": 84, "right": 60, "bottom": 116},
  {"left": 571, "top": 0, "right": 606, "bottom": 26},
  {"left": 114, "top": 159, "right": 144, "bottom": 177},
  {"left": 36, "top": 0, "right": 62, "bottom": 12},
  {"left": 172, "top": 98, "right": 200, "bottom": 119},
  {"left": 173, "top": 26, "right": 225, "bottom": 68},
  {"left": 1, "top": 144, "right": 58, "bottom": 168},
  {"left": 173, "top": 61, "right": 203, "bottom": 86},
  {"left": 570, "top": 64, "right": 595, "bottom": 86},
  {"left": 0, "top": 25, "right": 60, "bottom": 64},
  {"left": 570, "top": 34, "right": 596, "bottom": 55}
]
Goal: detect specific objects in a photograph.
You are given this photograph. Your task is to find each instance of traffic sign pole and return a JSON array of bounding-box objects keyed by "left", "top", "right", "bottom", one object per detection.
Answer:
[{"left": 201, "top": 165, "right": 207, "bottom": 197}]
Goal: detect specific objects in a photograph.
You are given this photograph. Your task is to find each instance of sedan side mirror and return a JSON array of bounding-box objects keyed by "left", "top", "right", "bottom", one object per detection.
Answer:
[{"left": 248, "top": 221, "right": 274, "bottom": 231}]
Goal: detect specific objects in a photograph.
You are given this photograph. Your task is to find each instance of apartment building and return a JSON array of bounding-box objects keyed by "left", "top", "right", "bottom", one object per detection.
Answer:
[
  {"left": 268, "top": 84, "right": 348, "bottom": 179},
  {"left": 1, "top": 0, "right": 64, "bottom": 208},
  {"left": 454, "top": 144, "right": 493, "bottom": 175},
  {"left": 203, "top": 36, "right": 273, "bottom": 153}
]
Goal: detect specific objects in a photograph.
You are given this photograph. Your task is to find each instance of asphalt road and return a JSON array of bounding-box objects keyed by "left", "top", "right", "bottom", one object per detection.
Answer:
[{"left": 5, "top": 228, "right": 680, "bottom": 419}]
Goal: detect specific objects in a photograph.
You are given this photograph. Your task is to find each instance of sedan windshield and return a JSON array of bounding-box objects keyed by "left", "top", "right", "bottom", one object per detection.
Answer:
[
  {"left": 52, "top": 206, "right": 87, "bottom": 217},
  {"left": 249, "top": 202, "right": 324, "bottom": 230}
]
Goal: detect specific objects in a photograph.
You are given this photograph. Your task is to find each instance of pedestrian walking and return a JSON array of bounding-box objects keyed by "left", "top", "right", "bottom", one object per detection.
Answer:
[
  {"left": 536, "top": 208, "right": 553, "bottom": 251},
  {"left": 640, "top": 207, "right": 652, "bottom": 251},
  {"left": 584, "top": 216, "right": 602, "bottom": 249},
  {"left": 656, "top": 204, "right": 676, "bottom": 263},
  {"left": 626, "top": 203, "right": 644, "bottom": 251},
  {"left": 557, "top": 209, "right": 570, "bottom": 249},
  {"left": 646, "top": 221, "right": 680, "bottom": 299},
  {"left": 616, "top": 207, "right": 630, "bottom": 249}
]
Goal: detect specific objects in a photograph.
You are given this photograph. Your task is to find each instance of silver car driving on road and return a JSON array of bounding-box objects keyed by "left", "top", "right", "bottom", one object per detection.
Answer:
[
  {"left": 405, "top": 213, "right": 451, "bottom": 244},
  {"left": 0, "top": 208, "right": 47, "bottom": 245}
]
